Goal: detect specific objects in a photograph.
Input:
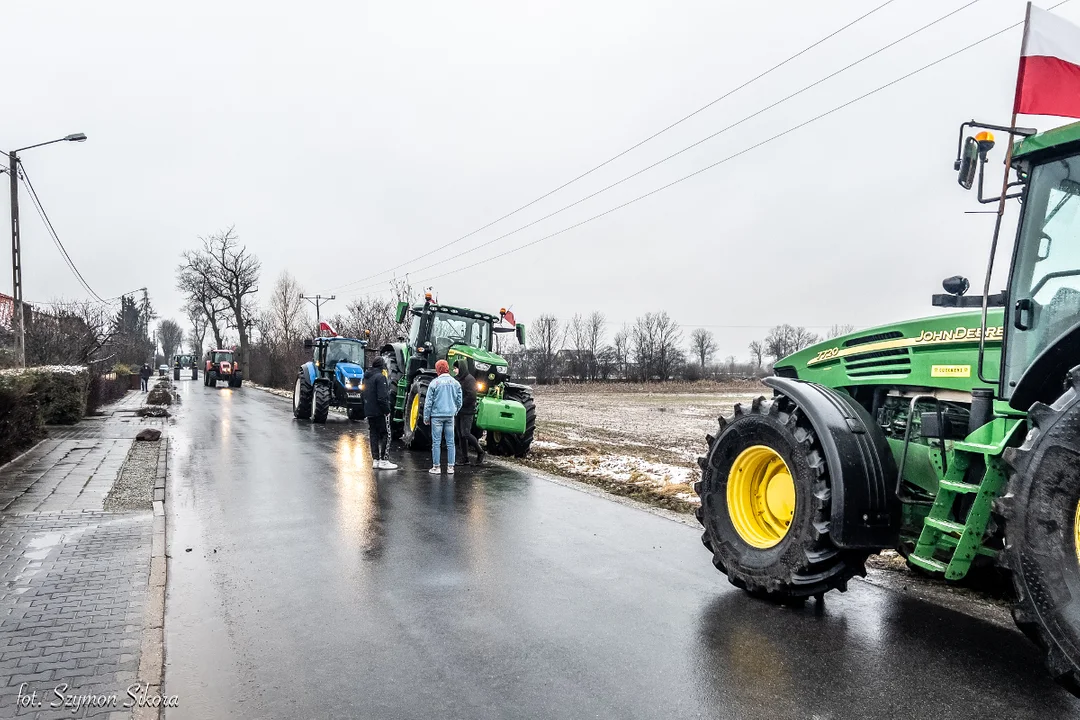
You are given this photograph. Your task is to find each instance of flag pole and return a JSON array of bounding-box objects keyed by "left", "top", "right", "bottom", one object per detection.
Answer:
[{"left": 977, "top": 1, "right": 1030, "bottom": 384}]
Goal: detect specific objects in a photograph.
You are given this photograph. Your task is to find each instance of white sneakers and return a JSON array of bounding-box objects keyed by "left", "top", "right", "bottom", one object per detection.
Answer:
[
  {"left": 428, "top": 467, "right": 441, "bottom": 474},
  {"left": 447, "top": 466, "right": 455, "bottom": 475},
  {"left": 374, "top": 459, "right": 398, "bottom": 470}
]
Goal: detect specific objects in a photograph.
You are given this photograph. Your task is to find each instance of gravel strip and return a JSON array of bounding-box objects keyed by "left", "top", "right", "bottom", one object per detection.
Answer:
[{"left": 104, "top": 440, "right": 159, "bottom": 511}]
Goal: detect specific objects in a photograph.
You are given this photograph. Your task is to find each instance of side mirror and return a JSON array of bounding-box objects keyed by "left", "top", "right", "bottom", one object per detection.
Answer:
[
  {"left": 956, "top": 136, "right": 979, "bottom": 190},
  {"left": 395, "top": 301, "right": 408, "bottom": 324},
  {"left": 303, "top": 338, "right": 313, "bottom": 349},
  {"left": 516, "top": 323, "right": 526, "bottom": 347},
  {"left": 942, "top": 275, "right": 970, "bottom": 296}
]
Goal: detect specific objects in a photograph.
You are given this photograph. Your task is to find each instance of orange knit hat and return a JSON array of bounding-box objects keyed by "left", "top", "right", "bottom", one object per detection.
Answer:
[{"left": 435, "top": 359, "right": 450, "bottom": 375}]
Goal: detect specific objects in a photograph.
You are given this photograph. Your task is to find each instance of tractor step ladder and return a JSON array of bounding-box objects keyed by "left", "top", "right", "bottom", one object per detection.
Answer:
[{"left": 907, "top": 446, "right": 1006, "bottom": 580}]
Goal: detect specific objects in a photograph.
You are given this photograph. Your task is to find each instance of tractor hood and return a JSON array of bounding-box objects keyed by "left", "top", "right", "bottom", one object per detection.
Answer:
[
  {"left": 447, "top": 345, "right": 508, "bottom": 368},
  {"left": 774, "top": 308, "right": 1005, "bottom": 393},
  {"left": 334, "top": 363, "right": 365, "bottom": 382}
]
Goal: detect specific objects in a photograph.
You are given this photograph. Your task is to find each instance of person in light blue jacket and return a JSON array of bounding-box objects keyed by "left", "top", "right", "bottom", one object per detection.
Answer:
[{"left": 424, "top": 359, "right": 463, "bottom": 474}]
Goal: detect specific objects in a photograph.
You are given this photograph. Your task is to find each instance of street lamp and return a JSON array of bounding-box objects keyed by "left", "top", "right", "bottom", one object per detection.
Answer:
[{"left": 7, "top": 132, "right": 88, "bottom": 366}]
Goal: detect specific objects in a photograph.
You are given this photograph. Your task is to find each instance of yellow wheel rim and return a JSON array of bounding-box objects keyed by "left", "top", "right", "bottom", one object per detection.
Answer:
[
  {"left": 1074, "top": 500, "right": 1080, "bottom": 566},
  {"left": 409, "top": 394, "right": 420, "bottom": 431},
  {"left": 727, "top": 445, "right": 796, "bottom": 549}
]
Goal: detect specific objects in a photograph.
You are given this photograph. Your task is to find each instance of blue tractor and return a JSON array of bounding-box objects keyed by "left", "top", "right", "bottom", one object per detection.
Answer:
[{"left": 293, "top": 336, "right": 369, "bottom": 423}]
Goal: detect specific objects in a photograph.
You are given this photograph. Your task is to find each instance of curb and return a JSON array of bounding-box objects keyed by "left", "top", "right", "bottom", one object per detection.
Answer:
[{"left": 133, "top": 437, "right": 168, "bottom": 720}]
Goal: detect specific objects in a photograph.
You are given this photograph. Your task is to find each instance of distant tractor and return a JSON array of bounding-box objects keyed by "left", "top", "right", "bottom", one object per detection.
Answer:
[
  {"left": 380, "top": 294, "right": 534, "bottom": 456},
  {"left": 695, "top": 119, "right": 1080, "bottom": 694},
  {"left": 172, "top": 354, "right": 196, "bottom": 381},
  {"left": 293, "top": 336, "right": 368, "bottom": 424},
  {"left": 203, "top": 349, "right": 242, "bottom": 388}
]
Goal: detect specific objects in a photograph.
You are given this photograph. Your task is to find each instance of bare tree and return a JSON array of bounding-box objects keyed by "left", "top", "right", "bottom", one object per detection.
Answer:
[
  {"left": 567, "top": 313, "right": 604, "bottom": 380},
  {"left": 25, "top": 300, "right": 115, "bottom": 365},
  {"left": 764, "top": 324, "right": 819, "bottom": 361},
  {"left": 188, "top": 227, "right": 261, "bottom": 366},
  {"left": 266, "top": 270, "right": 308, "bottom": 348},
  {"left": 748, "top": 340, "right": 764, "bottom": 372},
  {"left": 689, "top": 328, "right": 716, "bottom": 370},
  {"left": 157, "top": 319, "right": 184, "bottom": 362},
  {"left": 529, "top": 314, "right": 565, "bottom": 384},
  {"left": 632, "top": 311, "right": 683, "bottom": 381},
  {"left": 827, "top": 323, "right": 856, "bottom": 339},
  {"left": 585, "top": 312, "right": 605, "bottom": 380},
  {"left": 612, "top": 325, "right": 631, "bottom": 379},
  {"left": 185, "top": 301, "right": 208, "bottom": 356},
  {"left": 177, "top": 250, "right": 231, "bottom": 349},
  {"left": 726, "top": 355, "right": 737, "bottom": 375}
]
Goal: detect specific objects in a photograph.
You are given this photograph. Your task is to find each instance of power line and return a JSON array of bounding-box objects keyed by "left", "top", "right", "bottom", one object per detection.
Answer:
[
  {"left": 363, "top": 1, "right": 1069, "bottom": 293},
  {"left": 345, "top": 0, "right": 985, "bottom": 297},
  {"left": 325, "top": 0, "right": 900, "bottom": 293},
  {"left": 18, "top": 162, "right": 106, "bottom": 303}
]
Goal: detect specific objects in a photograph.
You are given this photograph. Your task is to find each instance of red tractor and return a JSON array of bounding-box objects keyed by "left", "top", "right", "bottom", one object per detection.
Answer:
[{"left": 203, "top": 348, "right": 243, "bottom": 388}]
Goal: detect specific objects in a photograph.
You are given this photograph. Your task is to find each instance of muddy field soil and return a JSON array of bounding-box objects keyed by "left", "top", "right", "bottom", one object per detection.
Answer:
[{"left": 514, "top": 382, "right": 766, "bottom": 512}]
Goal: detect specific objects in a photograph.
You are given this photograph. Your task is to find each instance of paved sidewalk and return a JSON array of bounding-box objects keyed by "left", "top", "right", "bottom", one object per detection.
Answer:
[{"left": 0, "top": 392, "right": 169, "bottom": 719}]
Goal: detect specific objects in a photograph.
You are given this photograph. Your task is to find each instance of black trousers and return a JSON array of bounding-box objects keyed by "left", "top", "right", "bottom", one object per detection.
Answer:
[
  {"left": 456, "top": 412, "right": 483, "bottom": 462},
  {"left": 368, "top": 414, "right": 389, "bottom": 460}
]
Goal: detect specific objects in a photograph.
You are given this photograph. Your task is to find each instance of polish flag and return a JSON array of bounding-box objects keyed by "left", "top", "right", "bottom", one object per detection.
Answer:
[
  {"left": 503, "top": 309, "right": 516, "bottom": 326},
  {"left": 319, "top": 321, "right": 337, "bottom": 336},
  {"left": 1014, "top": 4, "right": 1080, "bottom": 118}
]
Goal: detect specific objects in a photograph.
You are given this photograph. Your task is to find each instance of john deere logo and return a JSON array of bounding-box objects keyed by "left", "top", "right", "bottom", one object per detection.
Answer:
[
  {"left": 917, "top": 326, "right": 1003, "bottom": 344},
  {"left": 931, "top": 364, "right": 971, "bottom": 378}
]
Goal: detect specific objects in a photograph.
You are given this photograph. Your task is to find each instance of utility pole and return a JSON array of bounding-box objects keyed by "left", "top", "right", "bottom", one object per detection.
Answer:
[
  {"left": 299, "top": 294, "right": 334, "bottom": 333},
  {"left": 5, "top": 133, "right": 87, "bottom": 367},
  {"left": 8, "top": 150, "right": 23, "bottom": 366}
]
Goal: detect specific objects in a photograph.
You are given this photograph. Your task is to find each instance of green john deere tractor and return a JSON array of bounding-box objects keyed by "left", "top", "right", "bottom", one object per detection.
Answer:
[
  {"left": 380, "top": 294, "right": 536, "bottom": 456},
  {"left": 696, "top": 118, "right": 1080, "bottom": 694}
]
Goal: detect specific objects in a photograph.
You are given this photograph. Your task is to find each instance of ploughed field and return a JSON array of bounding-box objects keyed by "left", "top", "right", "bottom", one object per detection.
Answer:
[{"left": 518, "top": 381, "right": 764, "bottom": 511}]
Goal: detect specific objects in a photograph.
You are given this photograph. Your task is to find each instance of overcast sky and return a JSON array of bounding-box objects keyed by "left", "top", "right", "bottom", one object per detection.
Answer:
[{"left": 4, "top": 0, "right": 1077, "bottom": 359}]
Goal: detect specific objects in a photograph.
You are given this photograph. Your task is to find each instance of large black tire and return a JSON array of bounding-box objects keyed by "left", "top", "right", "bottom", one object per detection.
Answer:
[
  {"left": 347, "top": 406, "right": 364, "bottom": 422},
  {"left": 1001, "top": 367, "right": 1080, "bottom": 696},
  {"left": 313, "top": 383, "right": 331, "bottom": 424},
  {"left": 486, "top": 387, "right": 536, "bottom": 457},
  {"left": 382, "top": 351, "right": 406, "bottom": 439},
  {"left": 207, "top": 370, "right": 218, "bottom": 388},
  {"left": 229, "top": 377, "right": 242, "bottom": 388},
  {"left": 402, "top": 377, "right": 432, "bottom": 450},
  {"left": 695, "top": 394, "right": 868, "bottom": 599},
  {"left": 293, "top": 374, "right": 313, "bottom": 420}
]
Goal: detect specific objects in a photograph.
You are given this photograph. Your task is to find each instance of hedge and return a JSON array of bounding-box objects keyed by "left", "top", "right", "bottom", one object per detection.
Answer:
[{"left": 0, "top": 366, "right": 92, "bottom": 466}]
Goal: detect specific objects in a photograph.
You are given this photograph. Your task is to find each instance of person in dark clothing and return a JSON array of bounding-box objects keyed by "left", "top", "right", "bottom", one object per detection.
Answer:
[
  {"left": 454, "top": 359, "right": 486, "bottom": 466},
  {"left": 139, "top": 363, "right": 152, "bottom": 392},
  {"left": 362, "top": 357, "right": 397, "bottom": 469}
]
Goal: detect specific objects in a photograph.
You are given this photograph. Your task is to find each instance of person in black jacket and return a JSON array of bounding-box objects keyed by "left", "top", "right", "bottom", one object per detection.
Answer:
[
  {"left": 362, "top": 357, "right": 397, "bottom": 470},
  {"left": 454, "top": 359, "right": 486, "bottom": 466},
  {"left": 139, "top": 363, "right": 152, "bottom": 392}
]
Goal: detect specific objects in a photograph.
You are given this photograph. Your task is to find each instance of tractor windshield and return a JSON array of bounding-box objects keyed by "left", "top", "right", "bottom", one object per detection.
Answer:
[
  {"left": 212, "top": 352, "right": 233, "bottom": 363},
  {"left": 1005, "top": 152, "right": 1080, "bottom": 394},
  {"left": 325, "top": 340, "right": 365, "bottom": 367},
  {"left": 432, "top": 311, "right": 491, "bottom": 356}
]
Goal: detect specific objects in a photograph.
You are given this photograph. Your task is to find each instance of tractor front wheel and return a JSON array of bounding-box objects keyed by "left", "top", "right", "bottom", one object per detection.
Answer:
[
  {"left": 313, "top": 383, "right": 331, "bottom": 424},
  {"left": 695, "top": 393, "right": 868, "bottom": 599},
  {"left": 486, "top": 388, "right": 536, "bottom": 457},
  {"left": 1002, "top": 367, "right": 1080, "bottom": 696},
  {"left": 347, "top": 406, "right": 364, "bottom": 422},
  {"left": 402, "top": 378, "right": 432, "bottom": 450},
  {"left": 207, "top": 371, "right": 218, "bottom": 388},
  {"left": 293, "top": 374, "right": 313, "bottom": 420}
]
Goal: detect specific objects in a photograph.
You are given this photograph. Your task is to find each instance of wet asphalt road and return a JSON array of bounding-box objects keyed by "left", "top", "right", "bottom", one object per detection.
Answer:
[{"left": 164, "top": 379, "right": 1080, "bottom": 720}]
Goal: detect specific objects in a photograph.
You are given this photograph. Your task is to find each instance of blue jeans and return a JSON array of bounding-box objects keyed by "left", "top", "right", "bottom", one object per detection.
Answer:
[{"left": 430, "top": 417, "right": 456, "bottom": 467}]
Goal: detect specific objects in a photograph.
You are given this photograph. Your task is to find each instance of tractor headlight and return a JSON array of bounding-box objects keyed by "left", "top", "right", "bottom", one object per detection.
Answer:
[
  {"left": 495, "top": 365, "right": 508, "bottom": 374},
  {"left": 476, "top": 381, "right": 487, "bottom": 392},
  {"left": 474, "top": 362, "right": 491, "bottom": 371}
]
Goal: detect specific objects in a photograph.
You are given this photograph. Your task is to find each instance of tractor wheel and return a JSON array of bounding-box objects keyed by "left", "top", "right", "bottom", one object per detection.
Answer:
[
  {"left": 1001, "top": 367, "right": 1080, "bottom": 697},
  {"left": 695, "top": 394, "right": 868, "bottom": 599},
  {"left": 207, "top": 371, "right": 218, "bottom": 388},
  {"left": 293, "top": 374, "right": 313, "bottom": 420},
  {"left": 486, "top": 388, "right": 536, "bottom": 457},
  {"left": 402, "top": 377, "right": 432, "bottom": 450},
  {"left": 347, "top": 406, "right": 364, "bottom": 422},
  {"left": 313, "top": 383, "right": 331, "bottom": 424}
]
